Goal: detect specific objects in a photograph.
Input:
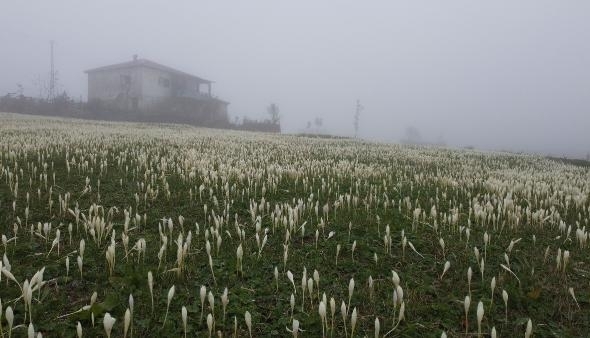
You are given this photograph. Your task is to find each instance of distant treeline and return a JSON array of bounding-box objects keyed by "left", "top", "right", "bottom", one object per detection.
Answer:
[
  {"left": 547, "top": 156, "right": 590, "bottom": 168},
  {"left": 0, "top": 92, "right": 81, "bottom": 117},
  {"left": 0, "top": 94, "right": 280, "bottom": 133}
]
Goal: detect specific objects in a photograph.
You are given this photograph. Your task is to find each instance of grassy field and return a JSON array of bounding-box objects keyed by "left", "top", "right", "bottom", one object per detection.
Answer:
[{"left": 0, "top": 112, "right": 589, "bottom": 337}]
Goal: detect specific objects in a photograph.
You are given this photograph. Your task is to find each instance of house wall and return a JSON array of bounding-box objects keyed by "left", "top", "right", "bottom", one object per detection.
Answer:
[
  {"left": 139, "top": 66, "right": 172, "bottom": 109},
  {"left": 139, "top": 67, "right": 214, "bottom": 109},
  {"left": 88, "top": 65, "right": 213, "bottom": 111},
  {"left": 88, "top": 67, "right": 141, "bottom": 110}
]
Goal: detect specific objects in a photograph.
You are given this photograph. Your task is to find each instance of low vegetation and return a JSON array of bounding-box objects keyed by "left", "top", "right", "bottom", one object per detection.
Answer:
[{"left": 0, "top": 113, "right": 588, "bottom": 337}]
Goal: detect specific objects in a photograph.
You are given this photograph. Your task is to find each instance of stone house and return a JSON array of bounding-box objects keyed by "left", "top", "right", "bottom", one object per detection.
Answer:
[{"left": 85, "top": 56, "right": 229, "bottom": 126}]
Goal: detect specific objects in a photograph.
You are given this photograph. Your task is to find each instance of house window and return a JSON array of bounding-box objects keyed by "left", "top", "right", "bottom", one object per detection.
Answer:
[{"left": 158, "top": 77, "right": 170, "bottom": 88}]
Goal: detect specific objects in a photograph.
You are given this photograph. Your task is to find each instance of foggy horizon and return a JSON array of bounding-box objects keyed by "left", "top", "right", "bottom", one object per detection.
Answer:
[{"left": 1, "top": 1, "right": 589, "bottom": 158}]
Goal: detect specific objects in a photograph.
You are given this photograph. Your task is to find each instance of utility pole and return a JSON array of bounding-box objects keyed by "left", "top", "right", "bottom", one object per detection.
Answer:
[
  {"left": 49, "top": 40, "right": 55, "bottom": 103},
  {"left": 354, "top": 99, "right": 363, "bottom": 138}
]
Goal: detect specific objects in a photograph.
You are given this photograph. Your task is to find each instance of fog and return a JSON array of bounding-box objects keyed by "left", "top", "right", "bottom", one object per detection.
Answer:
[{"left": 1, "top": 1, "right": 589, "bottom": 158}]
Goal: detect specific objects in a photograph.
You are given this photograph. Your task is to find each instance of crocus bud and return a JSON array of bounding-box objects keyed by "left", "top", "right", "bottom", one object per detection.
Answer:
[
  {"left": 292, "top": 319, "right": 300, "bottom": 337},
  {"left": 200, "top": 285, "right": 207, "bottom": 304},
  {"left": 207, "top": 313, "right": 213, "bottom": 337},
  {"left": 313, "top": 269, "right": 319, "bottom": 287},
  {"left": 563, "top": 250, "right": 570, "bottom": 272},
  {"left": 163, "top": 285, "right": 175, "bottom": 327},
  {"left": 287, "top": 270, "right": 296, "bottom": 294},
  {"left": 348, "top": 278, "right": 355, "bottom": 307},
  {"left": 374, "top": 317, "right": 380, "bottom": 338},
  {"left": 396, "top": 285, "right": 404, "bottom": 305},
  {"left": 124, "top": 308, "right": 131, "bottom": 338},
  {"left": 128, "top": 294, "right": 134, "bottom": 314},
  {"left": 208, "top": 291, "right": 215, "bottom": 313},
  {"left": 182, "top": 306, "right": 188, "bottom": 337},
  {"left": 167, "top": 285, "right": 175, "bottom": 306},
  {"left": 330, "top": 297, "right": 335, "bottom": 317},
  {"left": 200, "top": 285, "right": 207, "bottom": 321},
  {"left": 28, "top": 323, "right": 35, "bottom": 338},
  {"left": 5, "top": 306, "right": 14, "bottom": 333},
  {"left": 222, "top": 288, "right": 229, "bottom": 320},
  {"left": 502, "top": 289, "right": 508, "bottom": 320},
  {"left": 319, "top": 301, "right": 326, "bottom": 320},
  {"left": 90, "top": 292, "right": 97, "bottom": 307},
  {"left": 103, "top": 313, "right": 116, "bottom": 338},
  {"left": 490, "top": 277, "right": 496, "bottom": 306},
  {"left": 66, "top": 256, "right": 70, "bottom": 277},
  {"left": 477, "top": 301, "right": 484, "bottom": 335},
  {"left": 525, "top": 319, "right": 532, "bottom": 338},
  {"left": 441, "top": 261, "right": 451, "bottom": 279},
  {"left": 245, "top": 311, "right": 252, "bottom": 338},
  {"left": 79, "top": 239, "right": 85, "bottom": 258},
  {"left": 392, "top": 270, "right": 400, "bottom": 287},
  {"left": 148, "top": 271, "right": 154, "bottom": 311},
  {"left": 77, "top": 255, "right": 83, "bottom": 278}
]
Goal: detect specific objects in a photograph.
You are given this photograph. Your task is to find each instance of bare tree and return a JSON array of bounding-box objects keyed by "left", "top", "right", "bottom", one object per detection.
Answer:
[
  {"left": 267, "top": 103, "right": 280, "bottom": 124},
  {"left": 314, "top": 117, "right": 323, "bottom": 128},
  {"left": 403, "top": 126, "right": 423, "bottom": 144}
]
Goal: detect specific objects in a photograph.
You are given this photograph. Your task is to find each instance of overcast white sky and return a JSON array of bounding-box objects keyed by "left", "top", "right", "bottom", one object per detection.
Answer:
[{"left": 1, "top": 1, "right": 589, "bottom": 158}]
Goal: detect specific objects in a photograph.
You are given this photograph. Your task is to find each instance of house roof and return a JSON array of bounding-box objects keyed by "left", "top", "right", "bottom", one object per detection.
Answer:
[{"left": 85, "top": 58, "right": 212, "bottom": 84}]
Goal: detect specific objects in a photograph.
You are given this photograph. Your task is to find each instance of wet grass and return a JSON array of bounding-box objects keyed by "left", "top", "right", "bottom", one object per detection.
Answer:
[{"left": 0, "top": 121, "right": 589, "bottom": 337}]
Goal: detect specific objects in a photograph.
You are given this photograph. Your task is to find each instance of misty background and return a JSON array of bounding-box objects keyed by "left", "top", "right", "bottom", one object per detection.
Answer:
[{"left": 1, "top": 1, "right": 589, "bottom": 158}]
